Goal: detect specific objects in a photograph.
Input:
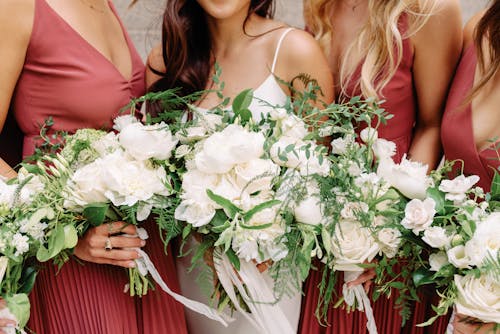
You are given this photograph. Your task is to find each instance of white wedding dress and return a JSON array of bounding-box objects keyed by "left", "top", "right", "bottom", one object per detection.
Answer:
[{"left": 176, "top": 28, "right": 301, "bottom": 334}]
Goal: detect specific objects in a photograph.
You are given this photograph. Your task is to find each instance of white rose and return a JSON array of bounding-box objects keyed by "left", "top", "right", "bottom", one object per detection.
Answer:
[
  {"left": 439, "top": 175, "right": 480, "bottom": 203},
  {"left": 360, "top": 127, "right": 378, "bottom": 144},
  {"left": 294, "top": 195, "right": 323, "bottom": 226},
  {"left": 454, "top": 273, "right": 500, "bottom": 323},
  {"left": 331, "top": 220, "right": 380, "bottom": 271},
  {"left": 447, "top": 245, "right": 472, "bottom": 269},
  {"left": 372, "top": 138, "right": 396, "bottom": 160},
  {"left": 465, "top": 212, "right": 500, "bottom": 266},
  {"left": 429, "top": 251, "right": 449, "bottom": 271},
  {"left": 377, "top": 156, "right": 430, "bottom": 200},
  {"left": 377, "top": 228, "right": 401, "bottom": 258},
  {"left": 174, "top": 199, "right": 216, "bottom": 227},
  {"left": 195, "top": 124, "right": 265, "bottom": 174},
  {"left": 401, "top": 198, "right": 436, "bottom": 234},
  {"left": 330, "top": 135, "right": 354, "bottom": 155},
  {"left": 112, "top": 114, "right": 138, "bottom": 132},
  {"left": 119, "top": 122, "right": 178, "bottom": 161},
  {"left": 340, "top": 202, "right": 369, "bottom": 220},
  {"left": 422, "top": 226, "right": 452, "bottom": 249},
  {"left": 233, "top": 159, "right": 280, "bottom": 194}
]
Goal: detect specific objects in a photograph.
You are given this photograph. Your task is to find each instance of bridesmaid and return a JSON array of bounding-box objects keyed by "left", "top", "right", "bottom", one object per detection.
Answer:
[
  {"left": 299, "top": 0, "right": 462, "bottom": 333},
  {"left": 146, "top": 0, "right": 333, "bottom": 333},
  {"left": 0, "top": 0, "right": 187, "bottom": 333},
  {"left": 441, "top": 2, "right": 500, "bottom": 332}
]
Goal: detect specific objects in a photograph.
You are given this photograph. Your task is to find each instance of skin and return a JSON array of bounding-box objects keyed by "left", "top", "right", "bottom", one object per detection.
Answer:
[
  {"left": 146, "top": 0, "right": 334, "bottom": 107},
  {"left": 0, "top": 2, "right": 143, "bottom": 327}
]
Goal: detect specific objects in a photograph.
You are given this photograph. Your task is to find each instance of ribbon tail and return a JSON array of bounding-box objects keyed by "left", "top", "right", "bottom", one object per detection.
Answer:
[
  {"left": 136, "top": 249, "right": 231, "bottom": 326},
  {"left": 343, "top": 271, "right": 378, "bottom": 334}
]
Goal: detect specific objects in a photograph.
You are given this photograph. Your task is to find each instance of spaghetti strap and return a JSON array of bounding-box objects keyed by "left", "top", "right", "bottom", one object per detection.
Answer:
[{"left": 271, "top": 27, "right": 294, "bottom": 73}]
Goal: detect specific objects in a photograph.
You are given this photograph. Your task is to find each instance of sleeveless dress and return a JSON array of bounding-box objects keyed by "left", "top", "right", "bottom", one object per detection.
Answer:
[
  {"left": 176, "top": 28, "right": 302, "bottom": 334},
  {"left": 441, "top": 44, "right": 500, "bottom": 193},
  {"left": 11, "top": 1, "right": 187, "bottom": 333},
  {"left": 299, "top": 16, "right": 450, "bottom": 334}
]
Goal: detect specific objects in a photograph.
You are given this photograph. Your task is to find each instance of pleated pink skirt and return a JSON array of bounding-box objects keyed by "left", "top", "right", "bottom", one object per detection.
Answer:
[{"left": 27, "top": 221, "right": 188, "bottom": 334}]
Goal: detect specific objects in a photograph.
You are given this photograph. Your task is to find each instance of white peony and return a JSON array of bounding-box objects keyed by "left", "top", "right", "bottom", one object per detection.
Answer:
[
  {"left": 65, "top": 161, "right": 108, "bottom": 209},
  {"left": 180, "top": 169, "right": 220, "bottom": 204},
  {"left": 464, "top": 212, "right": 500, "bottom": 266},
  {"left": 401, "top": 198, "right": 436, "bottom": 234},
  {"left": 454, "top": 273, "right": 500, "bottom": 323},
  {"left": 233, "top": 159, "right": 280, "bottom": 195},
  {"left": 112, "top": 114, "right": 138, "bottom": 132},
  {"left": 429, "top": 251, "right": 449, "bottom": 271},
  {"left": 119, "top": 122, "right": 178, "bottom": 161},
  {"left": 447, "top": 245, "right": 472, "bottom": 269},
  {"left": 174, "top": 199, "right": 217, "bottom": 227},
  {"left": 372, "top": 138, "right": 396, "bottom": 160},
  {"left": 294, "top": 195, "right": 323, "bottom": 226},
  {"left": 377, "top": 228, "right": 401, "bottom": 258},
  {"left": 438, "top": 175, "right": 480, "bottom": 203},
  {"left": 175, "top": 126, "right": 207, "bottom": 144},
  {"left": 360, "top": 127, "right": 378, "bottom": 144},
  {"left": 195, "top": 124, "right": 265, "bottom": 174},
  {"left": 422, "top": 226, "right": 452, "bottom": 249},
  {"left": 331, "top": 220, "right": 380, "bottom": 272},
  {"left": 377, "top": 156, "right": 431, "bottom": 200}
]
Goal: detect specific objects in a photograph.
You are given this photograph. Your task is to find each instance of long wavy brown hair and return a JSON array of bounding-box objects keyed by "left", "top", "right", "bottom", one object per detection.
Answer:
[
  {"left": 471, "top": 0, "right": 500, "bottom": 97},
  {"left": 148, "top": 0, "right": 274, "bottom": 98}
]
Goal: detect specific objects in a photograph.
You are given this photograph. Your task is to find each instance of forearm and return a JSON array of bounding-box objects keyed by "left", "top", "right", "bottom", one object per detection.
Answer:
[
  {"left": 408, "top": 124, "right": 442, "bottom": 170},
  {"left": 0, "top": 158, "right": 16, "bottom": 179}
]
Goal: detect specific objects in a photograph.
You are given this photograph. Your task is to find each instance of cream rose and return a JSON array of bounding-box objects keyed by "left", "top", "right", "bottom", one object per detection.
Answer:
[
  {"left": 422, "top": 226, "right": 452, "bottom": 249},
  {"left": 454, "top": 273, "right": 500, "bottom": 323},
  {"left": 377, "top": 228, "right": 402, "bottom": 258},
  {"left": 401, "top": 198, "right": 436, "bottom": 234},
  {"left": 429, "top": 251, "right": 449, "bottom": 271}
]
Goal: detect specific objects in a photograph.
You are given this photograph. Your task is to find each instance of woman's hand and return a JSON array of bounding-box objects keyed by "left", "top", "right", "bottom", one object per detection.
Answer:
[
  {"left": 0, "top": 299, "right": 16, "bottom": 334},
  {"left": 453, "top": 313, "right": 496, "bottom": 334},
  {"left": 346, "top": 268, "right": 376, "bottom": 293},
  {"left": 74, "top": 221, "right": 145, "bottom": 268}
]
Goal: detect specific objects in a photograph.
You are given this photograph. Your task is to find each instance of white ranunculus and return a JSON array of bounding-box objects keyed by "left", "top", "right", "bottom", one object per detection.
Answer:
[
  {"left": 377, "top": 156, "right": 431, "bottom": 200},
  {"left": 330, "top": 135, "right": 354, "bottom": 155},
  {"left": 401, "top": 198, "right": 436, "bottom": 234},
  {"left": 447, "top": 245, "right": 472, "bottom": 269},
  {"left": 438, "top": 175, "right": 480, "bottom": 203},
  {"left": 340, "top": 202, "right": 369, "bottom": 221},
  {"left": 174, "top": 199, "right": 216, "bottom": 227},
  {"left": 233, "top": 159, "right": 280, "bottom": 194},
  {"left": 454, "top": 273, "right": 500, "bottom": 323},
  {"left": 372, "top": 138, "right": 396, "bottom": 160},
  {"left": 464, "top": 212, "right": 500, "bottom": 266},
  {"left": 331, "top": 220, "right": 380, "bottom": 271},
  {"left": 113, "top": 114, "right": 138, "bottom": 132},
  {"left": 422, "top": 226, "right": 452, "bottom": 249},
  {"left": 294, "top": 195, "right": 323, "bottom": 226},
  {"left": 119, "top": 122, "right": 178, "bottom": 161},
  {"left": 429, "top": 251, "right": 449, "bottom": 271},
  {"left": 360, "top": 127, "right": 378, "bottom": 144},
  {"left": 377, "top": 228, "right": 401, "bottom": 258},
  {"left": 195, "top": 124, "right": 265, "bottom": 174}
]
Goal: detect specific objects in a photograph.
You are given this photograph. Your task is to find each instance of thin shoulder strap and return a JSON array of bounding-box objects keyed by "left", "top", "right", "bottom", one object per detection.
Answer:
[{"left": 271, "top": 27, "right": 294, "bottom": 73}]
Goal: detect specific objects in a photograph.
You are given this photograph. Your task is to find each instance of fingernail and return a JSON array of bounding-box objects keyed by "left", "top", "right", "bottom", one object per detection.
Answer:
[
  {"left": 140, "top": 240, "right": 146, "bottom": 247},
  {"left": 128, "top": 261, "right": 136, "bottom": 268}
]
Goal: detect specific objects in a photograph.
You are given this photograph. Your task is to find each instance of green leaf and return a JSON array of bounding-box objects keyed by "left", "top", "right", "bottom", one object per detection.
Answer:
[
  {"left": 63, "top": 225, "right": 78, "bottom": 249},
  {"left": 426, "top": 187, "right": 446, "bottom": 215},
  {"left": 36, "top": 224, "right": 66, "bottom": 262},
  {"left": 211, "top": 221, "right": 232, "bottom": 234},
  {"left": 490, "top": 172, "right": 500, "bottom": 199},
  {"left": 232, "top": 89, "right": 253, "bottom": 115},
  {"left": 182, "top": 224, "right": 192, "bottom": 239},
  {"left": 239, "top": 222, "right": 273, "bottom": 230},
  {"left": 5, "top": 294, "right": 30, "bottom": 327},
  {"left": 18, "top": 267, "right": 37, "bottom": 294},
  {"left": 242, "top": 200, "right": 281, "bottom": 222},
  {"left": 225, "top": 248, "right": 241, "bottom": 271},
  {"left": 83, "top": 203, "right": 109, "bottom": 226},
  {"left": 412, "top": 267, "right": 435, "bottom": 287},
  {"left": 206, "top": 190, "right": 241, "bottom": 219}
]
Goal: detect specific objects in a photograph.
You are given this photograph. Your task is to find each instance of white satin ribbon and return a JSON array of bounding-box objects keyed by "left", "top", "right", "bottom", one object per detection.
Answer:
[
  {"left": 213, "top": 248, "right": 295, "bottom": 334},
  {"left": 135, "top": 249, "right": 232, "bottom": 326},
  {"left": 343, "top": 271, "right": 378, "bottom": 334}
]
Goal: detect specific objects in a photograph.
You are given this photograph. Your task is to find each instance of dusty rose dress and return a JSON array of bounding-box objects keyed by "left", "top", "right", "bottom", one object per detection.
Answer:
[
  {"left": 441, "top": 44, "right": 500, "bottom": 193},
  {"left": 299, "top": 17, "right": 449, "bottom": 334},
  {"left": 11, "top": 1, "right": 187, "bottom": 333}
]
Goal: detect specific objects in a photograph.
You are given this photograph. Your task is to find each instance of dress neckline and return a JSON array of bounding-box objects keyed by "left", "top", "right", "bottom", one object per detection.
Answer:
[{"left": 39, "top": 0, "right": 134, "bottom": 82}]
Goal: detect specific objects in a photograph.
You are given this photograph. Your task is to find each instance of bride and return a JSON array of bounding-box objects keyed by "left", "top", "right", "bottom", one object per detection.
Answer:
[{"left": 145, "top": 0, "right": 333, "bottom": 332}]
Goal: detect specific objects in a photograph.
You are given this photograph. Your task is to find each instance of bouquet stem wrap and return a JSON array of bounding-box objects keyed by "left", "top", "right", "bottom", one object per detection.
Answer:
[
  {"left": 343, "top": 271, "right": 378, "bottom": 334},
  {"left": 135, "top": 249, "right": 231, "bottom": 326},
  {"left": 213, "top": 248, "right": 295, "bottom": 334}
]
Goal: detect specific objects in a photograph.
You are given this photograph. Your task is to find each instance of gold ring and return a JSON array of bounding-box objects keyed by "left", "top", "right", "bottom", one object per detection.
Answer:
[{"left": 104, "top": 237, "right": 113, "bottom": 251}]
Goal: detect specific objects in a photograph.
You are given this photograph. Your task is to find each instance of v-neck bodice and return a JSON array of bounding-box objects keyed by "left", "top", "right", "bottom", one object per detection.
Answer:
[
  {"left": 12, "top": 0, "right": 145, "bottom": 157},
  {"left": 441, "top": 44, "right": 499, "bottom": 192}
]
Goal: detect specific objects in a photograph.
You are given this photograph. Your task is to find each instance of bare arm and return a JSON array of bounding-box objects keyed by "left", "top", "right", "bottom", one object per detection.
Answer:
[
  {"left": 408, "top": 0, "right": 463, "bottom": 169},
  {"left": 0, "top": 0, "right": 34, "bottom": 179}
]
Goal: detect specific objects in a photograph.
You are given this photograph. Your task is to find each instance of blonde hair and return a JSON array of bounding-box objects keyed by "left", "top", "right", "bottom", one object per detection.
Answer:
[{"left": 304, "top": 0, "right": 436, "bottom": 98}]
